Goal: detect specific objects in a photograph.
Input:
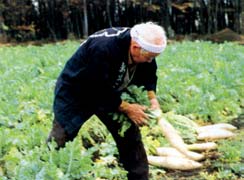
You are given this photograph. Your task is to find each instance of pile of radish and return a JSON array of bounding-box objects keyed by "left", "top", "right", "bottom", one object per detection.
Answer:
[{"left": 147, "top": 110, "right": 237, "bottom": 171}]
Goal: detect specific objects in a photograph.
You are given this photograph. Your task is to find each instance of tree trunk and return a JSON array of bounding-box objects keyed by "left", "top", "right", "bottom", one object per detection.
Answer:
[
  {"left": 64, "top": 0, "right": 72, "bottom": 38},
  {"left": 241, "top": 0, "right": 244, "bottom": 33},
  {"left": 206, "top": 1, "right": 210, "bottom": 34},
  {"left": 238, "top": 0, "right": 244, "bottom": 34},
  {"left": 83, "top": 0, "right": 88, "bottom": 38},
  {"left": 160, "top": 0, "right": 172, "bottom": 36},
  {"left": 113, "top": 0, "right": 120, "bottom": 26},
  {"left": 47, "top": 0, "right": 57, "bottom": 40},
  {"left": 213, "top": 0, "right": 219, "bottom": 32},
  {"left": 0, "top": 3, "right": 7, "bottom": 42},
  {"left": 106, "top": 0, "right": 112, "bottom": 27},
  {"left": 234, "top": 0, "right": 241, "bottom": 33}
]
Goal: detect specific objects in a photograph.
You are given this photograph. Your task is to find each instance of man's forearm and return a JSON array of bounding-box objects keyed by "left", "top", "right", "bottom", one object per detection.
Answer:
[{"left": 147, "top": 90, "right": 160, "bottom": 110}]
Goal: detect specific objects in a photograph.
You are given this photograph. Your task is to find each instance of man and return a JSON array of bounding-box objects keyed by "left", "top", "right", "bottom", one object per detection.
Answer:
[{"left": 47, "top": 22, "right": 167, "bottom": 180}]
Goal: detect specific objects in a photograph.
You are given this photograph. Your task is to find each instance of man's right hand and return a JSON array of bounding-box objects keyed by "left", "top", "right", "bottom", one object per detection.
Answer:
[{"left": 119, "top": 101, "right": 148, "bottom": 126}]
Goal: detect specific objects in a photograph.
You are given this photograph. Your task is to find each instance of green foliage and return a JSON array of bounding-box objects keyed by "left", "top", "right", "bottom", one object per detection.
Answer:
[
  {"left": 14, "top": 139, "right": 94, "bottom": 180},
  {"left": 157, "top": 41, "right": 244, "bottom": 123},
  {"left": 217, "top": 130, "right": 244, "bottom": 163},
  {"left": 203, "top": 130, "right": 244, "bottom": 179},
  {"left": 0, "top": 41, "right": 243, "bottom": 179},
  {"left": 0, "top": 41, "right": 127, "bottom": 179},
  {"left": 112, "top": 85, "right": 150, "bottom": 137}
]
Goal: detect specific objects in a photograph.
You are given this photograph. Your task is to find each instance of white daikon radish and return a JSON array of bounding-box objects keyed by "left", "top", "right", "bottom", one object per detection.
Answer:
[
  {"left": 156, "top": 147, "right": 205, "bottom": 161},
  {"left": 196, "top": 123, "right": 237, "bottom": 133},
  {"left": 197, "top": 128, "right": 235, "bottom": 140},
  {"left": 156, "top": 147, "right": 187, "bottom": 158},
  {"left": 184, "top": 151, "right": 205, "bottom": 161},
  {"left": 187, "top": 142, "right": 217, "bottom": 151},
  {"left": 148, "top": 155, "right": 202, "bottom": 170},
  {"left": 158, "top": 117, "right": 204, "bottom": 161}
]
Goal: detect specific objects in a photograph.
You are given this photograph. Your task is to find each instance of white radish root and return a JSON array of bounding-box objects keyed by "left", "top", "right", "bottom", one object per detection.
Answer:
[
  {"left": 156, "top": 147, "right": 205, "bottom": 161},
  {"left": 187, "top": 142, "right": 217, "bottom": 151},
  {"left": 158, "top": 117, "right": 204, "bottom": 161},
  {"left": 197, "top": 129, "right": 235, "bottom": 140},
  {"left": 148, "top": 155, "right": 202, "bottom": 170},
  {"left": 184, "top": 151, "right": 205, "bottom": 161},
  {"left": 156, "top": 147, "right": 188, "bottom": 158},
  {"left": 196, "top": 123, "right": 237, "bottom": 133}
]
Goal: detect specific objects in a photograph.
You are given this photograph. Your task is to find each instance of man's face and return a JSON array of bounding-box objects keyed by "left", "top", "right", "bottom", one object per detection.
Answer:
[{"left": 131, "top": 46, "right": 160, "bottom": 63}]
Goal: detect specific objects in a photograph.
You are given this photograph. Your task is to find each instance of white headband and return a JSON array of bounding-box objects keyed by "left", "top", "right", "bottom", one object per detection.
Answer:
[{"left": 130, "top": 24, "right": 167, "bottom": 54}]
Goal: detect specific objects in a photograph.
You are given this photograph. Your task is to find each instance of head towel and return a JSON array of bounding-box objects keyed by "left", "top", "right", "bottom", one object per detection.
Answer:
[{"left": 130, "top": 23, "right": 167, "bottom": 54}]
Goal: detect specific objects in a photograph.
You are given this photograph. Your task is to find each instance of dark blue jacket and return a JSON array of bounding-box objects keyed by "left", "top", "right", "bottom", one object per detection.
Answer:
[{"left": 54, "top": 27, "right": 158, "bottom": 116}]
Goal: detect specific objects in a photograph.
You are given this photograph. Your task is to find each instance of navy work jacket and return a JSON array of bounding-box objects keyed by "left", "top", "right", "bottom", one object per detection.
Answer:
[{"left": 54, "top": 27, "right": 158, "bottom": 115}]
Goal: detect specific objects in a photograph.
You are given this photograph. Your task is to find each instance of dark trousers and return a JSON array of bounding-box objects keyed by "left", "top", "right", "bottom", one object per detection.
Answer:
[{"left": 47, "top": 111, "right": 149, "bottom": 180}]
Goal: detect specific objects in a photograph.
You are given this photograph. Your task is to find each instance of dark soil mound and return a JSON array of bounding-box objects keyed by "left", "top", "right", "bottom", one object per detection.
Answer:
[{"left": 205, "top": 28, "right": 243, "bottom": 43}]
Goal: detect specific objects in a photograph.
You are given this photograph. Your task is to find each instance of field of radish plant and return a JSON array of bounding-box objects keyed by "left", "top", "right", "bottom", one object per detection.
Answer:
[{"left": 0, "top": 40, "right": 243, "bottom": 180}]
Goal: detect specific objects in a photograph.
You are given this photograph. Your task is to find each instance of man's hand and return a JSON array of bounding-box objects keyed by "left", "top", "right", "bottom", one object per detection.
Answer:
[
  {"left": 147, "top": 90, "right": 161, "bottom": 110},
  {"left": 126, "top": 103, "right": 148, "bottom": 126},
  {"left": 149, "top": 98, "right": 161, "bottom": 110},
  {"left": 119, "top": 101, "right": 148, "bottom": 126}
]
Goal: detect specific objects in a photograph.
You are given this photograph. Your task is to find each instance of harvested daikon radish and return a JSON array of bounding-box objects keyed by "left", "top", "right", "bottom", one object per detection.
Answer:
[
  {"left": 156, "top": 147, "right": 187, "bottom": 158},
  {"left": 184, "top": 151, "right": 205, "bottom": 161},
  {"left": 197, "top": 129, "right": 235, "bottom": 140},
  {"left": 196, "top": 123, "right": 237, "bottom": 133},
  {"left": 148, "top": 155, "right": 202, "bottom": 170},
  {"left": 187, "top": 142, "right": 217, "bottom": 151},
  {"left": 156, "top": 147, "right": 205, "bottom": 160},
  {"left": 158, "top": 117, "right": 204, "bottom": 161}
]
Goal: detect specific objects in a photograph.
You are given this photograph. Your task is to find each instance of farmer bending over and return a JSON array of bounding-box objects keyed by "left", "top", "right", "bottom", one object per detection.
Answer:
[{"left": 47, "top": 21, "right": 167, "bottom": 180}]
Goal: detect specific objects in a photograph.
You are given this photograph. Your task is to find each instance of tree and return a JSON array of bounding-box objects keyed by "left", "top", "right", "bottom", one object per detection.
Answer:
[
  {"left": 0, "top": 1, "right": 7, "bottom": 41},
  {"left": 0, "top": 0, "right": 243, "bottom": 42},
  {"left": 83, "top": 0, "right": 88, "bottom": 38}
]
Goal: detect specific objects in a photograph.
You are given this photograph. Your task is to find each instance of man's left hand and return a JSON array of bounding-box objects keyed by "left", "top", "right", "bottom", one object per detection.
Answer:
[{"left": 149, "top": 98, "right": 161, "bottom": 110}]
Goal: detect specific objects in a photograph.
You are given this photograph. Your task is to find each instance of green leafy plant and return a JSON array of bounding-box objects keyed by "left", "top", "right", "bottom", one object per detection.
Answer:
[
  {"left": 0, "top": 41, "right": 243, "bottom": 179},
  {"left": 111, "top": 85, "right": 150, "bottom": 137}
]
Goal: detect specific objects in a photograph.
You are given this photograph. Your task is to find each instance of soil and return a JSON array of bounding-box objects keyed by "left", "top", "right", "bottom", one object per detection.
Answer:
[
  {"left": 169, "top": 28, "right": 244, "bottom": 45},
  {"left": 204, "top": 28, "right": 244, "bottom": 44},
  {"left": 231, "top": 112, "right": 244, "bottom": 129}
]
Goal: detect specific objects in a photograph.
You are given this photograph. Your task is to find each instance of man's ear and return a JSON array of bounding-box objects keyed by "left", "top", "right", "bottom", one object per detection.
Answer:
[
  {"left": 130, "top": 40, "right": 140, "bottom": 53},
  {"left": 131, "top": 40, "right": 140, "bottom": 48}
]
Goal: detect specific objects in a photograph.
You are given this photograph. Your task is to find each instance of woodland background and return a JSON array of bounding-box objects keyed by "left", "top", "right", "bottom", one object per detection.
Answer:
[{"left": 0, "top": 0, "right": 244, "bottom": 43}]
